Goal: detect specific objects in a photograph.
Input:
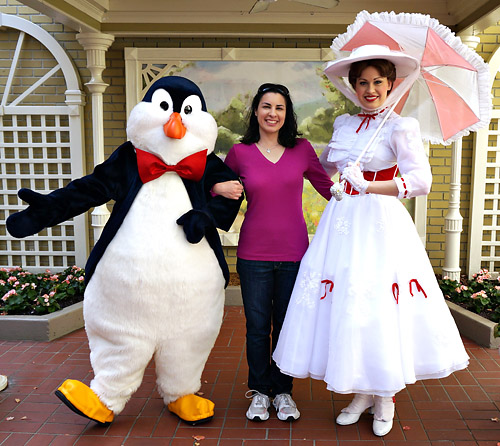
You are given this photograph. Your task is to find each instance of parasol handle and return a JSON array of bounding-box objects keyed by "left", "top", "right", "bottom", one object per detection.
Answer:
[{"left": 353, "top": 98, "right": 400, "bottom": 166}]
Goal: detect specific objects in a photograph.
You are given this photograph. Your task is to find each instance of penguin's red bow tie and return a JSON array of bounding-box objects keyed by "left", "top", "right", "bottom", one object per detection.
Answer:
[{"left": 136, "top": 148, "right": 207, "bottom": 183}]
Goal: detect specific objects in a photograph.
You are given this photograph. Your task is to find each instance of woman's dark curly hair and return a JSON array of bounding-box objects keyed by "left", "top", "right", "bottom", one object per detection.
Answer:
[
  {"left": 241, "top": 83, "right": 301, "bottom": 148},
  {"left": 348, "top": 59, "right": 396, "bottom": 92}
]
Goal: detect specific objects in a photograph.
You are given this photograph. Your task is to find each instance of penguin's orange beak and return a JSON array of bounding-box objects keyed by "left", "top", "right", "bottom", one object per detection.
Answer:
[{"left": 164, "top": 112, "right": 187, "bottom": 139}]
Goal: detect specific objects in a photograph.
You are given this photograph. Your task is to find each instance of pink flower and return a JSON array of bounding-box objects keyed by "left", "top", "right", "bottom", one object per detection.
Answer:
[
  {"left": 78, "top": 277, "right": 84, "bottom": 282},
  {"left": 461, "top": 285, "right": 468, "bottom": 291},
  {"left": 2, "top": 289, "right": 17, "bottom": 301},
  {"left": 455, "top": 287, "right": 461, "bottom": 293},
  {"left": 471, "top": 290, "right": 487, "bottom": 299}
]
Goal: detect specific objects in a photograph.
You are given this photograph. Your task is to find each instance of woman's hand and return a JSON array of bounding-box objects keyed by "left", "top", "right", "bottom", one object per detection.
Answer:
[
  {"left": 341, "top": 162, "right": 369, "bottom": 194},
  {"left": 212, "top": 180, "right": 244, "bottom": 200}
]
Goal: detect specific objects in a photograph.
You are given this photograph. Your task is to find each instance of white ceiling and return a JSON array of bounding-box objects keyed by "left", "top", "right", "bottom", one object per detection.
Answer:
[{"left": 19, "top": 0, "right": 500, "bottom": 37}]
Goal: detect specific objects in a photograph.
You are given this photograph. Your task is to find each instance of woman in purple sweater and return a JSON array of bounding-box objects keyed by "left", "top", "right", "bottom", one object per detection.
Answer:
[{"left": 214, "top": 83, "right": 332, "bottom": 422}]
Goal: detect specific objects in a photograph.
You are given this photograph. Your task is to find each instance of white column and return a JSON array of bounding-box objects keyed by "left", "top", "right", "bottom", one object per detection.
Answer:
[
  {"left": 443, "top": 137, "right": 463, "bottom": 280},
  {"left": 76, "top": 32, "right": 114, "bottom": 243},
  {"left": 442, "top": 35, "right": 480, "bottom": 280}
]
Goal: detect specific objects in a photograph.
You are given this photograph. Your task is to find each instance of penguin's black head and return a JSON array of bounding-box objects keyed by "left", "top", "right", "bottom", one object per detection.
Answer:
[
  {"left": 127, "top": 75, "right": 218, "bottom": 164},
  {"left": 142, "top": 76, "right": 207, "bottom": 112}
]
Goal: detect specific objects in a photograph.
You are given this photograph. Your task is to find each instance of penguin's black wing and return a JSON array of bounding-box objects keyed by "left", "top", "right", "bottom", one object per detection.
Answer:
[{"left": 7, "top": 142, "right": 138, "bottom": 239}]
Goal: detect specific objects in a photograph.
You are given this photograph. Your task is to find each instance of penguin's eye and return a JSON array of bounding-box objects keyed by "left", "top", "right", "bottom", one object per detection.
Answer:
[
  {"left": 151, "top": 89, "right": 173, "bottom": 115},
  {"left": 180, "top": 95, "right": 202, "bottom": 118}
]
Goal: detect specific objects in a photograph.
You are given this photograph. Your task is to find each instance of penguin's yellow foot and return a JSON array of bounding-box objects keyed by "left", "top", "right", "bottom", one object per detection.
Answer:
[
  {"left": 167, "top": 394, "right": 215, "bottom": 425},
  {"left": 55, "top": 379, "right": 114, "bottom": 426}
]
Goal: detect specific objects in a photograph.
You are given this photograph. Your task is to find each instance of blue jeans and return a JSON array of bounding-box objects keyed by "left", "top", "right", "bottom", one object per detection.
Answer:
[{"left": 237, "top": 258, "right": 300, "bottom": 397}]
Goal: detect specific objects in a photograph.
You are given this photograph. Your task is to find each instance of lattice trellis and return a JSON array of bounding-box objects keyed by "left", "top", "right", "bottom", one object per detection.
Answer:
[
  {"left": 1, "top": 113, "right": 77, "bottom": 269},
  {"left": 469, "top": 109, "right": 500, "bottom": 275},
  {"left": 0, "top": 14, "right": 86, "bottom": 272},
  {"left": 480, "top": 113, "right": 500, "bottom": 271}
]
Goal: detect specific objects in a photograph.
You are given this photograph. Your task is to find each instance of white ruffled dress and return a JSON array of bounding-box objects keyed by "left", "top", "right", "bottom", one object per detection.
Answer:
[{"left": 273, "top": 111, "right": 469, "bottom": 397}]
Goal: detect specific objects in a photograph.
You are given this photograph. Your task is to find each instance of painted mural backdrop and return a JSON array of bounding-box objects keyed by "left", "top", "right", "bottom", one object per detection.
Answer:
[{"left": 173, "top": 60, "right": 359, "bottom": 233}]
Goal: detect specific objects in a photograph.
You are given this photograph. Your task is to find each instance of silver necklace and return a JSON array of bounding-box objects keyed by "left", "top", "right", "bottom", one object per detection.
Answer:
[{"left": 259, "top": 142, "right": 279, "bottom": 153}]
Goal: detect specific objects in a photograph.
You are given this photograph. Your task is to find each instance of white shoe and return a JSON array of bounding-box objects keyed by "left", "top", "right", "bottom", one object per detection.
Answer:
[
  {"left": 373, "top": 419, "right": 393, "bottom": 436},
  {"left": 336, "top": 394, "right": 374, "bottom": 425},
  {"left": 0, "top": 375, "right": 7, "bottom": 392},
  {"left": 273, "top": 393, "right": 300, "bottom": 421},
  {"left": 245, "top": 390, "right": 270, "bottom": 421},
  {"left": 372, "top": 395, "right": 395, "bottom": 436}
]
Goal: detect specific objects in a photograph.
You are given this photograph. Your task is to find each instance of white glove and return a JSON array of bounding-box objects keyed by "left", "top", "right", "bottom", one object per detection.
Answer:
[{"left": 341, "top": 162, "right": 369, "bottom": 194}]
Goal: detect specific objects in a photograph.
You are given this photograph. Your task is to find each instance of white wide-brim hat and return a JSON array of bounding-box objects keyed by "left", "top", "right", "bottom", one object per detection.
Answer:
[
  {"left": 324, "top": 44, "right": 420, "bottom": 111},
  {"left": 325, "top": 44, "right": 419, "bottom": 78}
]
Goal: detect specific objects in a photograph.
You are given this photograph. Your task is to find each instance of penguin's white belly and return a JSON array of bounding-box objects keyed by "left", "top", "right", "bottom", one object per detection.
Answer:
[{"left": 84, "top": 173, "right": 225, "bottom": 337}]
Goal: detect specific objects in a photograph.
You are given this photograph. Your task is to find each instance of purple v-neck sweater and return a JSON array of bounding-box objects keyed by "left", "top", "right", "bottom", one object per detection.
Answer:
[{"left": 225, "top": 138, "right": 333, "bottom": 261}]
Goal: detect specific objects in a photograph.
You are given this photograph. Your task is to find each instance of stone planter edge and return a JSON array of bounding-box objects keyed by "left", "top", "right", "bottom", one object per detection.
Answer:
[
  {"left": 0, "top": 301, "right": 84, "bottom": 342},
  {"left": 446, "top": 300, "right": 499, "bottom": 349},
  {"left": 225, "top": 286, "right": 243, "bottom": 306}
]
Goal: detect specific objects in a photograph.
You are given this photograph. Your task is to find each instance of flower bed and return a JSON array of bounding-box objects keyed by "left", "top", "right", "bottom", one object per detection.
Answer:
[
  {"left": 0, "top": 266, "right": 85, "bottom": 316},
  {"left": 438, "top": 269, "right": 500, "bottom": 348},
  {"left": 438, "top": 269, "right": 500, "bottom": 327}
]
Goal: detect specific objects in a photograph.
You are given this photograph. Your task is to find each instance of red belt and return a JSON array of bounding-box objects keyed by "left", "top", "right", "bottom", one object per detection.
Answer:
[{"left": 344, "top": 165, "right": 399, "bottom": 195}]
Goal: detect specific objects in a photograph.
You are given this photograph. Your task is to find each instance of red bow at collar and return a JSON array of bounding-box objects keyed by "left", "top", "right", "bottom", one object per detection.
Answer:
[
  {"left": 136, "top": 148, "right": 208, "bottom": 183},
  {"left": 356, "top": 108, "right": 386, "bottom": 133}
]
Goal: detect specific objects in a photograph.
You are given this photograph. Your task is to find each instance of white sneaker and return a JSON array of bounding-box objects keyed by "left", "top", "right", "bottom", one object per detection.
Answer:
[
  {"left": 0, "top": 375, "right": 7, "bottom": 392},
  {"left": 245, "top": 390, "right": 270, "bottom": 421},
  {"left": 273, "top": 393, "right": 300, "bottom": 421}
]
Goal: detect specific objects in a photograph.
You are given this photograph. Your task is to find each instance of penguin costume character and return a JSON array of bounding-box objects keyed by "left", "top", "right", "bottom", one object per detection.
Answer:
[{"left": 6, "top": 76, "right": 243, "bottom": 426}]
